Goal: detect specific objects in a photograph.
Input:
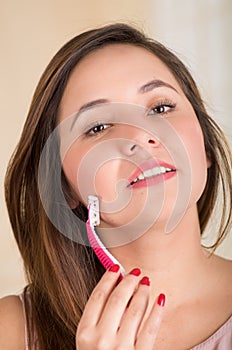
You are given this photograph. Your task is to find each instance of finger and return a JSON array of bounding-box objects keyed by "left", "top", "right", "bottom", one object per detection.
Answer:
[
  {"left": 117, "top": 276, "right": 150, "bottom": 345},
  {"left": 77, "top": 264, "right": 121, "bottom": 330},
  {"left": 136, "top": 293, "right": 166, "bottom": 349},
  {"left": 97, "top": 268, "right": 142, "bottom": 334}
]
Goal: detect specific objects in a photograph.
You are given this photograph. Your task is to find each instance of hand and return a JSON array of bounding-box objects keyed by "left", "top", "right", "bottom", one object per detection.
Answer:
[{"left": 76, "top": 265, "right": 165, "bottom": 349}]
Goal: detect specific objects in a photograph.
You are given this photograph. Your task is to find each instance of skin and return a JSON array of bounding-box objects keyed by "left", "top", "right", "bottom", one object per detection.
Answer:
[
  {"left": 60, "top": 44, "right": 232, "bottom": 349},
  {"left": 60, "top": 44, "right": 207, "bottom": 231},
  {"left": 1, "top": 44, "right": 232, "bottom": 349}
]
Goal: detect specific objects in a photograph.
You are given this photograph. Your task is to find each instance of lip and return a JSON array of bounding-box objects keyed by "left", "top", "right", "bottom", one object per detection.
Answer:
[{"left": 128, "top": 159, "right": 176, "bottom": 188}]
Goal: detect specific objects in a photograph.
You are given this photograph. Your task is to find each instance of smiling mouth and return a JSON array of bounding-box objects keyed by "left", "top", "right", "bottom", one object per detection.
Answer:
[{"left": 129, "top": 166, "right": 176, "bottom": 186}]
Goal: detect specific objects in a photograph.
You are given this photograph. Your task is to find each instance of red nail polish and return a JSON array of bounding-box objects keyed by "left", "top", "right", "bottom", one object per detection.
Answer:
[
  {"left": 129, "top": 268, "right": 141, "bottom": 276},
  {"left": 157, "top": 293, "right": 166, "bottom": 307},
  {"left": 109, "top": 264, "right": 120, "bottom": 273},
  {"left": 140, "top": 276, "right": 150, "bottom": 286}
]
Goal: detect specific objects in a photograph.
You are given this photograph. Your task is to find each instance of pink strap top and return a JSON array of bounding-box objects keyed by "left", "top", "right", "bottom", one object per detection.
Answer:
[
  {"left": 20, "top": 293, "right": 232, "bottom": 349},
  {"left": 191, "top": 315, "right": 232, "bottom": 349}
]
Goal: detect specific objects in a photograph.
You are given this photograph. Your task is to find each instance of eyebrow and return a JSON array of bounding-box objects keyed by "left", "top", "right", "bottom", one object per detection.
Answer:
[
  {"left": 70, "top": 79, "right": 178, "bottom": 129},
  {"left": 70, "top": 99, "right": 108, "bottom": 130},
  {"left": 78, "top": 98, "right": 109, "bottom": 114},
  {"left": 138, "top": 79, "right": 178, "bottom": 94}
]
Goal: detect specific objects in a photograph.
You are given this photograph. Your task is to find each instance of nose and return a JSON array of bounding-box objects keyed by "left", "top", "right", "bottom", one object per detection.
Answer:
[{"left": 121, "top": 134, "right": 160, "bottom": 156}]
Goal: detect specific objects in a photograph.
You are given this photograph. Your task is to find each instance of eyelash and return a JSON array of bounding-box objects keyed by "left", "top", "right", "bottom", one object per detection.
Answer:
[
  {"left": 85, "top": 122, "right": 112, "bottom": 136},
  {"left": 85, "top": 99, "right": 176, "bottom": 136},
  {"left": 148, "top": 99, "right": 176, "bottom": 116}
]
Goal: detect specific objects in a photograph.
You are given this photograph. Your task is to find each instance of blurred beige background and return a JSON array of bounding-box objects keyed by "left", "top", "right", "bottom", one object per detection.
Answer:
[{"left": 1, "top": 0, "right": 231, "bottom": 297}]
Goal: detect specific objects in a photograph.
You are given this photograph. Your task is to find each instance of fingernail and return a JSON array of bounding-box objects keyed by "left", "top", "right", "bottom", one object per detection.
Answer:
[
  {"left": 109, "top": 264, "right": 120, "bottom": 273},
  {"left": 140, "top": 276, "right": 150, "bottom": 286},
  {"left": 129, "top": 268, "right": 141, "bottom": 276},
  {"left": 157, "top": 293, "right": 166, "bottom": 307}
]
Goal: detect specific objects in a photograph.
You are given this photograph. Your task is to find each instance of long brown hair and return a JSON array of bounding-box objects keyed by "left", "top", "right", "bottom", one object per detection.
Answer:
[{"left": 5, "top": 23, "right": 232, "bottom": 349}]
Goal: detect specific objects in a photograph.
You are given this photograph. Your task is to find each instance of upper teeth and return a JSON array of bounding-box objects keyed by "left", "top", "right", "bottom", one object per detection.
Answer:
[{"left": 132, "top": 166, "right": 173, "bottom": 183}]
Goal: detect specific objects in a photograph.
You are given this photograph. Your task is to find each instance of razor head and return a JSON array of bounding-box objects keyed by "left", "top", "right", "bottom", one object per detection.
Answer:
[
  {"left": 87, "top": 195, "right": 125, "bottom": 277},
  {"left": 88, "top": 195, "right": 100, "bottom": 226}
]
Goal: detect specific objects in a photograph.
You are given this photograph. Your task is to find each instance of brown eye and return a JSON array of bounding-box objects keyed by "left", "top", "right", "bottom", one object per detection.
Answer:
[
  {"left": 149, "top": 104, "right": 175, "bottom": 115},
  {"left": 155, "top": 105, "right": 167, "bottom": 113},
  {"left": 86, "top": 123, "right": 112, "bottom": 136},
  {"left": 92, "top": 125, "right": 105, "bottom": 133}
]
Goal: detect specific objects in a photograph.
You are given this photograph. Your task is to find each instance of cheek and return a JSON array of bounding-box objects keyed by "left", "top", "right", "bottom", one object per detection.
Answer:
[
  {"left": 165, "top": 107, "right": 208, "bottom": 211},
  {"left": 62, "top": 143, "right": 91, "bottom": 204},
  {"left": 187, "top": 123, "right": 207, "bottom": 173},
  {"left": 94, "top": 161, "right": 120, "bottom": 202},
  {"left": 178, "top": 117, "right": 208, "bottom": 199},
  {"left": 62, "top": 144, "right": 126, "bottom": 205}
]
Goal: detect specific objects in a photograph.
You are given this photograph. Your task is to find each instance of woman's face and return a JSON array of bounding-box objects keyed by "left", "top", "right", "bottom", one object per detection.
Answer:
[{"left": 59, "top": 44, "right": 208, "bottom": 234}]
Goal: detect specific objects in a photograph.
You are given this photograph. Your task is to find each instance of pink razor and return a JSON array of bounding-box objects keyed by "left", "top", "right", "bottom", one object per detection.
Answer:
[{"left": 86, "top": 195, "right": 125, "bottom": 278}]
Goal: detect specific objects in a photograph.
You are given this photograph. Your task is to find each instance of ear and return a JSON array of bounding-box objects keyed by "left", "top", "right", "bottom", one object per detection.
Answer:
[
  {"left": 64, "top": 188, "right": 79, "bottom": 209},
  {"left": 67, "top": 197, "right": 79, "bottom": 209},
  {"left": 62, "top": 176, "right": 80, "bottom": 209}
]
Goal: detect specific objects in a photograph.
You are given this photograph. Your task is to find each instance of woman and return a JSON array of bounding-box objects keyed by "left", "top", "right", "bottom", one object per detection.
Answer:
[{"left": 1, "top": 23, "right": 232, "bottom": 349}]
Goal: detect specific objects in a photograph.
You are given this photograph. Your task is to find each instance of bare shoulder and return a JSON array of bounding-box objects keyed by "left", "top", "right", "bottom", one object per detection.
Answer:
[{"left": 0, "top": 295, "right": 25, "bottom": 350}]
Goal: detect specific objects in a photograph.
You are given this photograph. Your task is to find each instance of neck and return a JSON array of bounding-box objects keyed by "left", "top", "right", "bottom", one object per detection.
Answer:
[{"left": 108, "top": 205, "right": 211, "bottom": 306}]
